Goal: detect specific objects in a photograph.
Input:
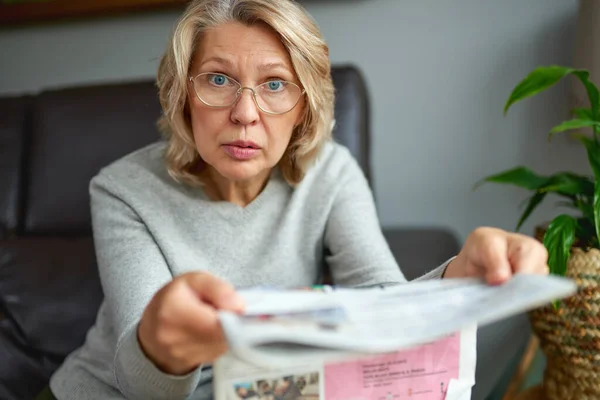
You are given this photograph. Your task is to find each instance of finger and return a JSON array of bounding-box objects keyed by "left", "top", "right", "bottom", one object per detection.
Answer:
[
  {"left": 185, "top": 272, "right": 245, "bottom": 312},
  {"left": 165, "top": 284, "right": 224, "bottom": 337},
  {"left": 477, "top": 235, "right": 512, "bottom": 285},
  {"left": 507, "top": 235, "right": 548, "bottom": 275}
]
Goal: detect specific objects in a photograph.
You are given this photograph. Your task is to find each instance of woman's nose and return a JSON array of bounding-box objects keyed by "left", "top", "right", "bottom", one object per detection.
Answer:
[{"left": 230, "top": 88, "right": 260, "bottom": 125}]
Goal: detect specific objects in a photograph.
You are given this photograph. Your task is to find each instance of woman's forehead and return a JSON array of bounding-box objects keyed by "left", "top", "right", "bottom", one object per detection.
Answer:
[{"left": 194, "top": 22, "right": 294, "bottom": 72}]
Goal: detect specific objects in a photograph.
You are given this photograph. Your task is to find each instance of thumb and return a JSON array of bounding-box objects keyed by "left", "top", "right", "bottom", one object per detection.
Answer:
[{"left": 183, "top": 272, "right": 245, "bottom": 313}]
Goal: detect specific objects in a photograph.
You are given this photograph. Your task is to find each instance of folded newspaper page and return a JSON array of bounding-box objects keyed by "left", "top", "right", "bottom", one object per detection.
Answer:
[{"left": 214, "top": 273, "right": 576, "bottom": 400}]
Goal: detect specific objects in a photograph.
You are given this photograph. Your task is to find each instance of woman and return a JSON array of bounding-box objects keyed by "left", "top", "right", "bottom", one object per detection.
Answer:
[{"left": 45, "top": 0, "right": 548, "bottom": 399}]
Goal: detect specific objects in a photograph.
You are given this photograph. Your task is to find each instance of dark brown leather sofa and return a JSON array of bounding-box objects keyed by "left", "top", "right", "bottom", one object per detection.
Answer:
[{"left": 0, "top": 65, "right": 528, "bottom": 400}]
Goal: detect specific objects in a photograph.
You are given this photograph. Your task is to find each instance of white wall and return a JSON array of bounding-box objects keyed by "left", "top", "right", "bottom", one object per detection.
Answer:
[{"left": 0, "top": 0, "right": 588, "bottom": 241}]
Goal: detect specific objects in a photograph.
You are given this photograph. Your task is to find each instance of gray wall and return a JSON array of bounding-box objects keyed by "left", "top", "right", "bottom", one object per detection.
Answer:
[{"left": 0, "top": 0, "right": 589, "bottom": 241}]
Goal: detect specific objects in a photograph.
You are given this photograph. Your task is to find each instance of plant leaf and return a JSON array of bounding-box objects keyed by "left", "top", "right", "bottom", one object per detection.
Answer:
[
  {"left": 573, "top": 70, "right": 600, "bottom": 119},
  {"left": 543, "top": 214, "right": 578, "bottom": 276},
  {"left": 576, "top": 216, "right": 598, "bottom": 248},
  {"left": 574, "top": 196, "right": 594, "bottom": 220},
  {"left": 475, "top": 167, "right": 548, "bottom": 190},
  {"left": 504, "top": 66, "right": 576, "bottom": 115},
  {"left": 504, "top": 66, "right": 600, "bottom": 117},
  {"left": 539, "top": 173, "right": 594, "bottom": 196},
  {"left": 517, "top": 192, "right": 546, "bottom": 231},
  {"left": 594, "top": 180, "right": 600, "bottom": 246},
  {"left": 572, "top": 108, "right": 594, "bottom": 120},
  {"left": 477, "top": 169, "right": 593, "bottom": 201},
  {"left": 574, "top": 134, "right": 600, "bottom": 180},
  {"left": 549, "top": 119, "right": 600, "bottom": 139},
  {"left": 576, "top": 135, "right": 600, "bottom": 240}
]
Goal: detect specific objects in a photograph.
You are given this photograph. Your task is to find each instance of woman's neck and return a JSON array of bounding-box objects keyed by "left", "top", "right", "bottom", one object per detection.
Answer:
[{"left": 203, "top": 167, "right": 272, "bottom": 207}]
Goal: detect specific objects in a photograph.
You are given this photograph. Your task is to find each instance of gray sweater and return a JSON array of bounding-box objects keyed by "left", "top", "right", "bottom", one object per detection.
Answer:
[{"left": 49, "top": 141, "right": 449, "bottom": 400}]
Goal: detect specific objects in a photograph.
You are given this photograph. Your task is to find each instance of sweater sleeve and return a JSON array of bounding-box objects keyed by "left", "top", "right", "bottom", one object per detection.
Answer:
[
  {"left": 90, "top": 172, "right": 203, "bottom": 400},
  {"left": 323, "top": 151, "right": 450, "bottom": 287}
]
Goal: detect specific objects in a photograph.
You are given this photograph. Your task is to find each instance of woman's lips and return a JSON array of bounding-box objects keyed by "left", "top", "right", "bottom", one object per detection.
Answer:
[{"left": 222, "top": 143, "right": 260, "bottom": 160}]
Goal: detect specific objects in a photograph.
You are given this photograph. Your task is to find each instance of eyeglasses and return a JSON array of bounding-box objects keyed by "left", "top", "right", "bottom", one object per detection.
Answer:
[{"left": 189, "top": 72, "right": 305, "bottom": 115}]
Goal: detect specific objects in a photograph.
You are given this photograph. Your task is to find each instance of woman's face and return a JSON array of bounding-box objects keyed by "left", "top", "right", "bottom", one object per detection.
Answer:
[{"left": 188, "top": 21, "right": 304, "bottom": 183}]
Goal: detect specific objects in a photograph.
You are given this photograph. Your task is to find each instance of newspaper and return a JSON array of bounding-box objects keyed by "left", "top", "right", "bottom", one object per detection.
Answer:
[{"left": 214, "top": 273, "right": 576, "bottom": 400}]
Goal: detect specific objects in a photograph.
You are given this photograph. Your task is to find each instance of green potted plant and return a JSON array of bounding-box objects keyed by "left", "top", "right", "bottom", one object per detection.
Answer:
[{"left": 477, "top": 66, "right": 600, "bottom": 400}]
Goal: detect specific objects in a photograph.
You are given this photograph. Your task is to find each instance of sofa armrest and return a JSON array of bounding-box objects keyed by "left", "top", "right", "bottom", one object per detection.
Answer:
[{"left": 382, "top": 227, "right": 461, "bottom": 281}]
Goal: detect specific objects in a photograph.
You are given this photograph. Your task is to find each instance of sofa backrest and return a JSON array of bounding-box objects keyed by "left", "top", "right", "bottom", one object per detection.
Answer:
[
  {"left": 0, "top": 65, "right": 370, "bottom": 238},
  {"left": 0, "top": 95, "right": 30, "bottom": 239}
]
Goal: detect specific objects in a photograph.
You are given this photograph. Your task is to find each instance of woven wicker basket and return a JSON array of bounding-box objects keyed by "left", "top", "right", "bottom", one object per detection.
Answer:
[{"left": 528, "top": 244, "right": 600, "bottom": 400}]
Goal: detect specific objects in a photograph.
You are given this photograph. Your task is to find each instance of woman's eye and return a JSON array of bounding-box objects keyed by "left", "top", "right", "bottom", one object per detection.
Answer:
[
  {"left": 267, "top": 80, "right": 284, "bottom": 91},
  {"left": 208, "top": 74, "right": 229, "bottom": 86}
]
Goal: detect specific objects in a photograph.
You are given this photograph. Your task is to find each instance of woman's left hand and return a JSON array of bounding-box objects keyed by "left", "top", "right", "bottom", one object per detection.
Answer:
[{"left": 443, "top": 227, "right": 549, "bottom": 284}]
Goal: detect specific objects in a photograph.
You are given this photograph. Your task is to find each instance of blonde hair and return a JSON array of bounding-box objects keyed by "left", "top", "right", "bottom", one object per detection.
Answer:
[{"left": 157, "top": 0, "right": 335, "bottom": 186}]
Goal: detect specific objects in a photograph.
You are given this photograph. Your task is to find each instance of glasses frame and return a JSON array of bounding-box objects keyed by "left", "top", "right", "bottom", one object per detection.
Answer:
[{"left": 188, "top": 72, "right": 306, "bottom": 116}]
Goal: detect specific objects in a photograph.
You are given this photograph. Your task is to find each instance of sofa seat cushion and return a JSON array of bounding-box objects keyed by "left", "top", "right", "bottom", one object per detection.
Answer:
[
  {"left": 0, "top": 236, "right": 103, "bottom": 357},
  {"left": 0, "top": 237, "right": 103, "bottom": 399},
  {"left": 0, "top": 319, "right": 64, "bottom": 400}
]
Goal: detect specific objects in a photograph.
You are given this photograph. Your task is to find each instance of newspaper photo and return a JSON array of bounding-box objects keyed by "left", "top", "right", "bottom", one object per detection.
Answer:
[{"left": 214, "top": 273, "right": 576, "bottom": 400}]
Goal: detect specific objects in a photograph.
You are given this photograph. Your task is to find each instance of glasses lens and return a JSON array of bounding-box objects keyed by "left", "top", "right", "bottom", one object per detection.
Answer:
[
  {"left": 255, "top": 80, "right": 302, "bottom": 114},
  {"left": 193, "top": 73, "right": 239, "bottom": 107}
]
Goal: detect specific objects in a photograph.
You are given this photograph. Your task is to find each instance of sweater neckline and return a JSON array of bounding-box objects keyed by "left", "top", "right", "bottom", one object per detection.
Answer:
[{"left": 197, "top": 168, "right": 286, "bottom": 220}]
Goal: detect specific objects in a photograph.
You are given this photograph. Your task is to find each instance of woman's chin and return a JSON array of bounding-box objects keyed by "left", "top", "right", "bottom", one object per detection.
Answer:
[{"left": 213, "top": 162, "right": 267, "bottom": 182}]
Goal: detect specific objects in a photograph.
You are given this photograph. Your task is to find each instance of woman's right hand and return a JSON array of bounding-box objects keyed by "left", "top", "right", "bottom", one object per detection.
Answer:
[{"left": 137, "top": 272, "right": 245, "bottom": 375}]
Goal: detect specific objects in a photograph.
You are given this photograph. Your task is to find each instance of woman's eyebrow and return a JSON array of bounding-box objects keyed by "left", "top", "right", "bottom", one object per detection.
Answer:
[
  {"left": 257, "top": 61, "right": 292, "bottom": 74},
  {"left": 199, "top": 56, "right": 235, "bottom": 69}
]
